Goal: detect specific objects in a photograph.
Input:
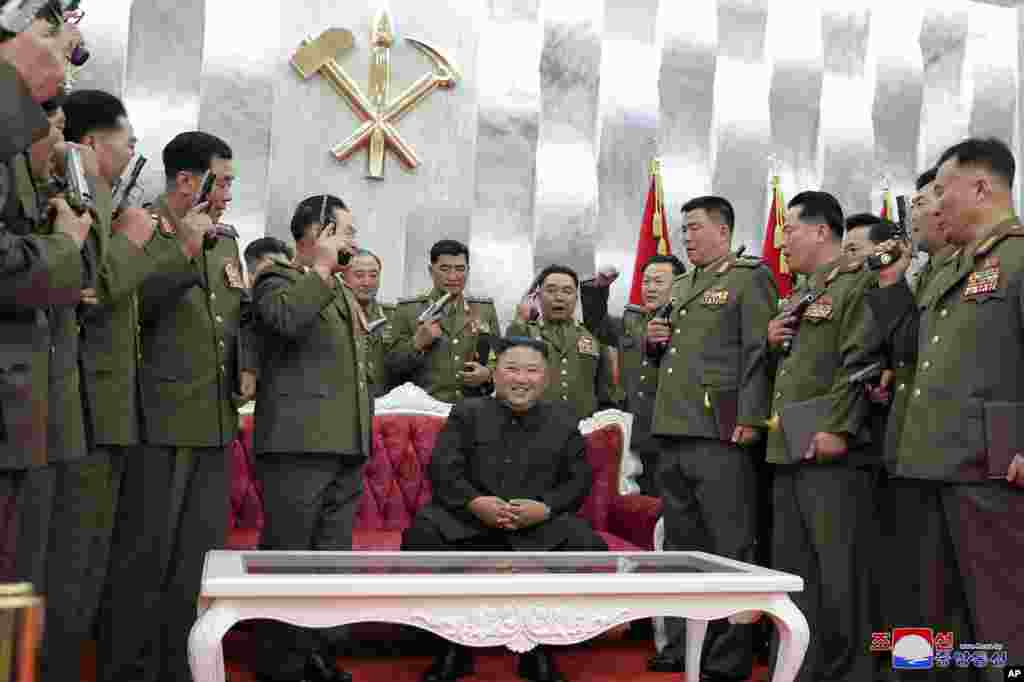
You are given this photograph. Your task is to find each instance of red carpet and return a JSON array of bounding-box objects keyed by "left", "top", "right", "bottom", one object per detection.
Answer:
[{"left": 81, "top": 634, "right": 771, "bottom": 681}]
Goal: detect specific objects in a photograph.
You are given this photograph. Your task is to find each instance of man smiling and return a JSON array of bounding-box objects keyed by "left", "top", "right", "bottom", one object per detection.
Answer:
[{"left": 403, "top": 336, "right": 606, "bottom": 682}]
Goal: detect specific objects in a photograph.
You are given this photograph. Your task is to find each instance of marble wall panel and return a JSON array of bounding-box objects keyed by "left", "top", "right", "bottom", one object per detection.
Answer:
[
  {"left": 70, "top": 0, "right": 132, "bottom": 98},
  {"left": 819, "top": 8, "right": 875, "bottom": 216},
  {"left": 470, "top": 1, "right": 541, "bottom": 327},
  {"left": 656, "top": 0, "right": 717, "bottom": 249},
  {"left": 965, "top": 3, "right": 1018, "bottom": 146},
  {"left": 917, "top": 4, "right": 970, "bottom": 169},
  {"left": 595, "top": 0, "right": 661, "bottom": 315},
  {"left": 198, "top": 0, "right": 280, "bottom": 258},
  {"left": 711, "top": 0, "right": 770, "bottom": 252},
  {"left": 533, "top": 0, "right": 604, "bottom": 280},
  {"left": 122, "top": 0, "right": 205, "bottom": 207}
]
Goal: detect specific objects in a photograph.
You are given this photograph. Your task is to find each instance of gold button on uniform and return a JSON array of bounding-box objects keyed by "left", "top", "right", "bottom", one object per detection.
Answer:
[
  {"left": 921, "top": 361, "right": 931, "bottom": 370},
  {"left": 913, "top": 388, "right": 921, "bottom": 397},
  {"left": 667, "top": 368, "right": 673, "bottom": 374},
  {"left": 940, "top": 309, "right": 948, "bottom": 318},
  {"left": 932, "top": 336, "right": 940, "bottom": 344},
  {"left": 641, "top": 360, "right": 648, "bottom": 367},
  {"left": 562, "top": 357, "right": 568, "bottom": 364},
  {"left": 897, "top": 383, "right": 906, "bottom": 392},
  {"left": 775, "top": 391, "right": 782, "bottom": 399},
  {"left": 215, "top": 315, "right": 223, "bottom": 324},
  {"left": 452, "top": 338, "right": 459, "bottom": 345}
]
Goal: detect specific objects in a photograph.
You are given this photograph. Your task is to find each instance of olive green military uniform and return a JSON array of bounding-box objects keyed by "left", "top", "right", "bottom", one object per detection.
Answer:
[
  {"left": 864, "top": 244, "right": 974, "bottom": 681},
  {"left": 0, "top": 95, "right": 83, "bottom": 594},
  {"left": 362, "top": 298, "right": 397, "bottom": 399},
  {"left": 645, "top": 253, "right": 777, "bottom": 678},
  {"left": 386, "top": 289, "right": 500, "bottom": 403},
  {"left": 867, "top": 219, "right": 1024, "bottom": 681},
  {"left": 580, "top": 283, "right": 661, "bottom": 494},
  {"left": 764, "top": 256, "right": 879, "bottom": 682},
  {"left": 505, "top": 318, "right": 616, "bottom": 421},
  {"left": 250, "top": 261, "right": 371, "bottom": 680},
  {"left": 99, "top": 195, "right": 243, "bottom": 682}
]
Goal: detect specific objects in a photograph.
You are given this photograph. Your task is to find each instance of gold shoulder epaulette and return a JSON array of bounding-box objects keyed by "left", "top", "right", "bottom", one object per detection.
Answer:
[
  {"left": 466, "top": 294, "right": 494, "bottom": 304},
  {"left": 379, "top": 301, "right": 397, "bottom": 311},
  {"left": 397, "top": 294, "right": 428, "bottom": 305},
  {"left": 733, "top": 256, "right": 763, "bottom": 268}
]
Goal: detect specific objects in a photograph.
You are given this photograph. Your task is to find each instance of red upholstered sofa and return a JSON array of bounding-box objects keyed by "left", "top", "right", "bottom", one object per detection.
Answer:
[{"left": 230, "top": 384, "right": 662, "bottom": 551}]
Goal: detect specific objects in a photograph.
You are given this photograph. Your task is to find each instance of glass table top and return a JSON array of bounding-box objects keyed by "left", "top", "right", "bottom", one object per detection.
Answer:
[{"left": 242, "top": 553, "right": 745, "bottom": 576}]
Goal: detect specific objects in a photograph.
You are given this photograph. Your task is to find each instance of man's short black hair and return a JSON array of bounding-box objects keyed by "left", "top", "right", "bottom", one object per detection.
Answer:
[
  {"left": 937, "top": 137, "right": 1015, "bottom": 188},
  {"left": 845, "top": 212, "right": 881, "bottom": 232},
  {"left": 788, "top": 191, "right": 844, "bottom": 240},
  {"left": 495, "top": 336, "right": 548, "bottom": 361},
  {"left": 867, "top": 219, "right": 903, "bottom": 245},
  {"left": 244, "top": 237, "right": 292, "bottom": 270},
  {"left": 429, "top": 239, "right": 470, "bottom": 264},
  {"left": 537, "top": 264, "right": 579, "bottom": 290},
  {"left": 62, "top": 90, "right": 127, "bottom": 143},
  {"left": 915, "top": 167, "right": 937, "bottom": 191},
  {"left": 681, "top": 195, "right": 735, "bottom": 233},
  {"left": 643, "top": 254, "right": 686, "bottom": 277},
  {"left": 162, "top": 131, "right": 232, "bottom": 180},
  {"left": 289, "top": 194, "right": 348, "bottom": 242}
]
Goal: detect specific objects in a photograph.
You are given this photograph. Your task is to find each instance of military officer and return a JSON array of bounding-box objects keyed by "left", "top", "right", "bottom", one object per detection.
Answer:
[
  {"left": 580, "top": 254, "right": 685, "bottom": 495},
  {"left": 764, "top": 191, "right": 879, "bottom": 682},
  {"left": 386, "top": 239, "right": 500, "bottom": 403},
  {"left": 0, "top": 1, "right": 90, "bottom": 587},
  {"left": 250, "top": 200, "right": 367, "bottom": 682},
  {"left": 644, "top": 197, "right": 778, "bottom": 679},
  {"left": 343, "top": 248, "right": 397, "bottom": 399},
  {"left": 506, "top": 264, "right": 616, "bottom": 421},
  {"left": 98, "top": 131, "right": 241, "bottom": 682},
  {"left": 868, "top": 138, "right": 1024, "bottom": 681},
  {"left": 239, "top": 236, "right": 294, "bottom": 395}
]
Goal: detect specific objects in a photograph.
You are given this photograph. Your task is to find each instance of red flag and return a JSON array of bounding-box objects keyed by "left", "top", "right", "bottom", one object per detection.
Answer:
[
  {"left": 880, "top": 189, "right": 894, "bottom": 220},
  {"left": 628, "top": 159, "right": 673, "bottom": 305},
  {"left": 761, "top": 176, "right": 793, "bottom": 299}
]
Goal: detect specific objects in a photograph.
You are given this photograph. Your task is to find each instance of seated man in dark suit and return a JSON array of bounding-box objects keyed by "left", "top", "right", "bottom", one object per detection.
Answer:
[{"left": 402, "top": 336, "right": 607, "bottom": 682}]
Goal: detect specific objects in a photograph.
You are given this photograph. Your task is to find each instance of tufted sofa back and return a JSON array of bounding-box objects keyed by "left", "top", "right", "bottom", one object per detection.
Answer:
[{"left": 355, "top": 413, "right": 625, "bottom": 533}]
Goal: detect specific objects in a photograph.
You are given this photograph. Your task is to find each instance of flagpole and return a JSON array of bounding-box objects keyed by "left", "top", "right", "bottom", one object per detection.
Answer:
[{"left": 651, "top": 158, "right": 668, "bottom": 256}]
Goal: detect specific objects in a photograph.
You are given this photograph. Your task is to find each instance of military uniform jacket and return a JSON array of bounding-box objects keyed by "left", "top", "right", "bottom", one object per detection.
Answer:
[
  {"left": 0, "top": 154, "right": 83, "bottom": 470},
  {"left": 14, "top": 155, "right": 89, "bottom": 464},
  {"left": 251, "top": 263, "right": 371, "bottom": 457},
  {"left": 650, "top": 253, "right": 778, "bottom": 440},
  {"left": 74, "top": 182, "right": 164, "bottom": 447},
  {"left": 417, "top": 396, "right": 591, "bottom": 549},
  {"left": 579, "top": 284, "right": 657, "bottom": 448},
  {"left": 765, "top": 256, "right": 879, "bottom": 466},
  {"left": 874, "top": 218, "right": 1024, "bottom": 481},
  {"left": 386, "top": 289, "right": 500, "bottom": 403},
  {"left": 137, "top": 196, "right": 243, "bottom": 447},
  {"left": 505, "top": 318, "right": 615, "bottom": 421},
  {"left": 362, "top": 298, "right": 397, "bottom": 399}
]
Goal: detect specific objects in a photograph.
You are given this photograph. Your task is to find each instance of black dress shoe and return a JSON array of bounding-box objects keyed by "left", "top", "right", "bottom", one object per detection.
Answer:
[
  {"left": 517, "top": 647, "right": 567, "bottom": 682},
  {"left": 422, "top": 643, "right": 474, "bottom": 682},
  {"left": 646, "top": 652, "right": 684, "bottom": 672},
  {"left": 304, "top": 652, "right": 352, "bottom": 682}
]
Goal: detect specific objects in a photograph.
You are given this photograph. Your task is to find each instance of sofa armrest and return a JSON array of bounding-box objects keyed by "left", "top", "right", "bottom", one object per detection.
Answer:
[{"left": 607, "top": 494, "right": 663, "bottom": 550}]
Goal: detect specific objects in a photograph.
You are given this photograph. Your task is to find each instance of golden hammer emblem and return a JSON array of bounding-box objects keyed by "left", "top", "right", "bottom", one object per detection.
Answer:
[{"left": 290, "top": 8, "right": 461, "bottom": 180}]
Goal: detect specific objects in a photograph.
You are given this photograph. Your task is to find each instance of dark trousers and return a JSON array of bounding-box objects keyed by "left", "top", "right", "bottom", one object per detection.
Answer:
[
  {"left": 41, "top": 447, "right": 126, "bottom": 682},
  {"left": 401, "top": 514, "right": 609, "bottom": 553},
  {"left": 252, "top": 452, "right": 364, "bottom": 681},
  {"left": 97, "top": 445, "right": 228, "bottom": 682},
  {"left": 770, "top": 464, "right": 874, "bottom": 682},
  {"left": 657, "top": 436, "right": 758, "bottom": 680},
  {"left": 879, "top": 478, "right": 1024, "bottom": 682},
  {"left": 0, "top": 466, "right": 55, "bottom": 585}
]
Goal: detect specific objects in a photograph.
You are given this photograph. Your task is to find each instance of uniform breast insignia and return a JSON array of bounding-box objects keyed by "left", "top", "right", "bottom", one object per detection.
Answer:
[
  {"left": 577, "top": 334, "right": 598, "bottom": 356},
  {"left": 702, "top": 289, "right": 730, "bottom": 306},
  {"left": 804, "top": 295, "right": 833, "bottom": 320},
  {"left": 223, "top": 258, "right": 246, "bottom": 289},
  {"left": 964, "top": 256, "right": 1001, "bottom": 299}
]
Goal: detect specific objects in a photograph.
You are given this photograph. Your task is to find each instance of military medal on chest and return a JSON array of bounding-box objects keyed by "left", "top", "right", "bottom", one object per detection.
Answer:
[
  {"left": 702, "top": 288, "right": 730, "bottom": 306},
  {"left": 804, "top": 295, "right": 833, "bottom": 321},
  {"left": 964, "top": 256, "right": 1000, "bottom": 298}
]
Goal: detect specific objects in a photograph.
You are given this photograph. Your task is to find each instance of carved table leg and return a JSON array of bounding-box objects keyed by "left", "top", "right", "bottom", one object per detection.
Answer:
[
  {"left": 765, "top": 596, "right": 810, "bottom": 682},
  {"left": 685, "top": 618, "right": 709, "bottom": 679},
  {"left": 188, "top": 603, "right": 240, "bottom": 682}
]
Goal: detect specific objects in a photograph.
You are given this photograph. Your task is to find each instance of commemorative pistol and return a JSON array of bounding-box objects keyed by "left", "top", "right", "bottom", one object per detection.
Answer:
[
  {"left": 111, "top": 154, "right": 146, "bottom": 219},
  {"left": 847, "top": 361, "right": 883, "bottom": 386},
  {"left": 418, "top": 292, "right": 452, "bottom": 324},
  {"left": 777, "top": 289, "right": 824, "bottom": 355}
]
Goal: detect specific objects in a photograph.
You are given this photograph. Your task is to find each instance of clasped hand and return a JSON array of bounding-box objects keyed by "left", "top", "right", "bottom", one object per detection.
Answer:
[{"left": 468, "top": 496, "right": 549, "bottom": 531}]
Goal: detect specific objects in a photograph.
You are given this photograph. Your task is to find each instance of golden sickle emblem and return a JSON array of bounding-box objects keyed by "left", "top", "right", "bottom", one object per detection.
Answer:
[{"left": 290, "top": 9, "right": 461, "bottom": 180}]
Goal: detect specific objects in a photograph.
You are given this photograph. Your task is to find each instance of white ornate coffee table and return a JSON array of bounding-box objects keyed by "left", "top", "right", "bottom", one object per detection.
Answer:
[{"left": 189, "top": 551, "right": 808, "bottom": 682}]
